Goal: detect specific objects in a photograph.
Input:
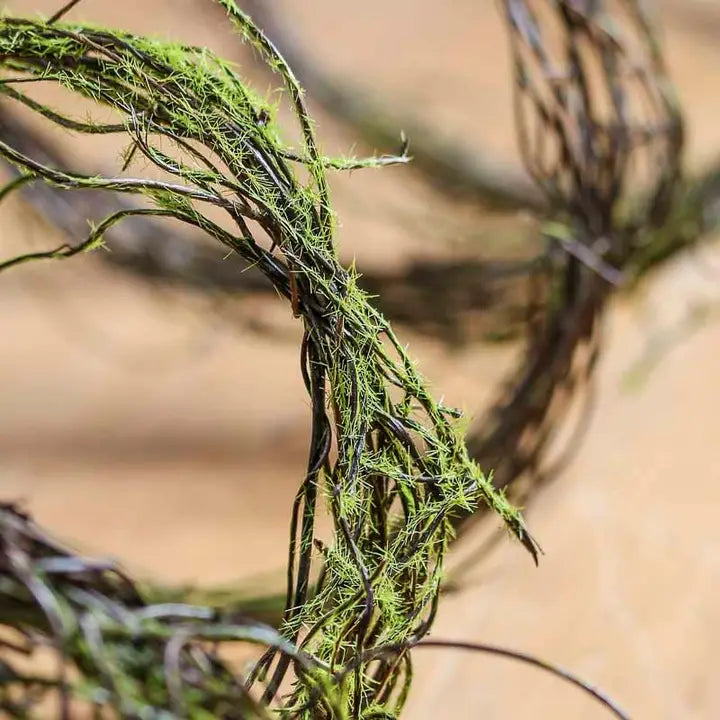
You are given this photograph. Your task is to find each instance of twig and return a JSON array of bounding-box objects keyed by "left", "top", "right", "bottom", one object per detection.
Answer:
[{"left": 239, "top": 0, "right": 545, "bottom": 212}]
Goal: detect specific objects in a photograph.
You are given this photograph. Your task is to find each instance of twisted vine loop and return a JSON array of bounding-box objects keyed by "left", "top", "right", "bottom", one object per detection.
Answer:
[
  {"left": 0, "top": 2, "right": 534, "bottom": 716},
  {"left": 464, "top": 0, "right": 684, "bottom": 515}
]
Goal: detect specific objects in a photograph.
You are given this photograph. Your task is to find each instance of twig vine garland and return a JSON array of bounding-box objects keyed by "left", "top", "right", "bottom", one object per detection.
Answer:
[
  {"left": 0, "top": 1, "right": 536, "bottom": 716},
  {"left": 0, "top": 2, "right": 688, "bottom": 717}
]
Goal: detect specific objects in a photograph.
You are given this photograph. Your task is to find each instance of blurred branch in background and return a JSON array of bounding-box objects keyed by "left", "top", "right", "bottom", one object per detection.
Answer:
[
  {"left": 0, "top": 105, "right": 534, "bottom": 344},
  {"left": 458, "top": 0, "right": 687, "bottom": 539},
  {"left": 237, "top": 0, "right": 545, "bottom": 213},
  {"left": 0, "top": 503, "right": 314, "bottom": 719}
]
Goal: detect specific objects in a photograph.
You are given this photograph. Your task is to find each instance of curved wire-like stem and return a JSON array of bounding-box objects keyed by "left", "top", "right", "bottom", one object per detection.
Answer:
[
  {"left": 338, "top": 638, "right": 630, "bottom": 720},
  {"left": 412, "top": 640, "right": 630, "bottom": 720}
]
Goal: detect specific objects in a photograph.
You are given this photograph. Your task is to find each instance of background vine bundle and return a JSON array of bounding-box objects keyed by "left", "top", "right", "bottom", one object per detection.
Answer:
[
  {"left": 463, "top": 0, "right": 685, "bottom": 517},
  {"left": 0, "top": 2, "right": 536, "bottom": 716}
]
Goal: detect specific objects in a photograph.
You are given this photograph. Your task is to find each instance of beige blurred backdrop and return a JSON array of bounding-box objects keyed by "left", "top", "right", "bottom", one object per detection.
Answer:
[{"left": 1, "top": 1, "right": 720, "bottom": 718}]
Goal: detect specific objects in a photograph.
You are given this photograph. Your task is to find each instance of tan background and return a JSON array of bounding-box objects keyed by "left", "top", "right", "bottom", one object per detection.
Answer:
[{"left": 1, "top": 1, "right": 719, "bottom": 717}]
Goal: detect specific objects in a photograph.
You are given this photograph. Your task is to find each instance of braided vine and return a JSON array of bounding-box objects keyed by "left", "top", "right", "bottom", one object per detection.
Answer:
[{"left": 0, "top": 2, "right": 537, "bottom": 717}]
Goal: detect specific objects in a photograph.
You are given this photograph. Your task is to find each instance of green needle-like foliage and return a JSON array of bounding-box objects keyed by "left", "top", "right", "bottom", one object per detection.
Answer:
[{"left": 0, "top": 2, "right": 537, "bottom": 717}]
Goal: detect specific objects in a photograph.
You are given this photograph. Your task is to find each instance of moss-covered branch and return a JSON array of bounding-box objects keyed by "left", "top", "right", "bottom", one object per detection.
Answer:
[{"left": 0, "top": 4, "right": 536, "bottom": 717}]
